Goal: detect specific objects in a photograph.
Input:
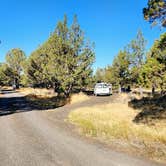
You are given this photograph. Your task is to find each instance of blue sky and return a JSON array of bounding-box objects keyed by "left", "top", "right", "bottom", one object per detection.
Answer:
[{"left": 0, "top": 0, "right": 165, "bottom": 70}]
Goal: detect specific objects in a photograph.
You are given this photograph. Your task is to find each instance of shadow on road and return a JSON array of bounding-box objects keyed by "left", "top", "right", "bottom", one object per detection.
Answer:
[{"left": 0, "top": 90, "right": 68, "bottom": 117}]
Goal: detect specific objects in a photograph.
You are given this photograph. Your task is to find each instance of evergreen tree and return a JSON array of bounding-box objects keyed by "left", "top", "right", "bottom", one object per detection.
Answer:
[
  {"left": 5, "top": 48, "right": 26, "bottom": 88},
  {"left": 127, "top": 30, "right": 147, "bottom": 86},
  {"left": 95, "top": 68, "right": 106, "bottom": 83},
  {"left": 0, "top": 63, "right": 14, "bottom": 86},
  {"left": 143, "top": 0, "right": 166, "bottom": 27},
  {"left": 25, "top": 49, "right": 51, "bottom": 88},
  {"left": 141, "top": 33, "right": 166, "bottom": 93},
  {"left": 111, "top": 50, "right": 130, "bottom": 87},
  {"left": 26, "top": 15, "right": 95, "bottom": 96}
]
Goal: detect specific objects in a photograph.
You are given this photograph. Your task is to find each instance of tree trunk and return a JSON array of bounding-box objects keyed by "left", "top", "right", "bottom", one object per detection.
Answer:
[
  {"left": 139, "top": 86, "right": 143, "bottom": 97},
  {"left": 64, "top": 84, "right": 73, "bottom": 98},
  {"left": 152, "top": 85, "right": 155, "bottom": 96}
]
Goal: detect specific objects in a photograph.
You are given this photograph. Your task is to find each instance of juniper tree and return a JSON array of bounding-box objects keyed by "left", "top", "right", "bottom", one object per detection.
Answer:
[
  {"left": 143, "top": 0, "right": 166, "bottom": 27},
  {"left": 5, "top": 48, "right": 26, "bottom": 88},
  {"left": 140, "top": 33, "right": 166, "bottom": 93},
  {"left": 0, "top": 63, "right": 14, "bottom": 86},
  {"left": 126, "top": 30, "right": 147, "bottom": 86},
  {"left": 26, "top": 15, "right": 95, "bottom": 96},
  {"left": 48, "top": 15, "right": 95, "bottom": 96}
]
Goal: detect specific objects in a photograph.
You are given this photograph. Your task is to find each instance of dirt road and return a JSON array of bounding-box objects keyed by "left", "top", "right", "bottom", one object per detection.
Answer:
[{"left": 0, "top": 91, "right": 164, "bottom": 166}]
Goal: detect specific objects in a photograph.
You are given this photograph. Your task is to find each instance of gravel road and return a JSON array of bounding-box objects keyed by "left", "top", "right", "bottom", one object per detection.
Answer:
[{"left": 0, "top": 91, "right": 164, "bottom": 166}]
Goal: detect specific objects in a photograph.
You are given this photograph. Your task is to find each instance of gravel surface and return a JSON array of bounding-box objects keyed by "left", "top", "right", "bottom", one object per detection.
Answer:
[{"left": 0, "top": 91, "right": 164, "bottom": 166}]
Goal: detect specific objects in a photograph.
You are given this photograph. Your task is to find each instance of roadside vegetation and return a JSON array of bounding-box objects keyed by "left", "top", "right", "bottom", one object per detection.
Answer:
[
  {"left": 18, "top": 88, "right": 90, "bottom": 109},
  {"left": 69, "top": 94, "right": 166, "bottom": 163}
]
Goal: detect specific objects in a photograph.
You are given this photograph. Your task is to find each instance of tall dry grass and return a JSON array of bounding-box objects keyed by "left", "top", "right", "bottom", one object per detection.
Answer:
[
  {"left": 69, "top": 103, "right": 166, "bottom": 162},
  {"left": 70, "top": 92, "right": 90, "bottom": 104}
]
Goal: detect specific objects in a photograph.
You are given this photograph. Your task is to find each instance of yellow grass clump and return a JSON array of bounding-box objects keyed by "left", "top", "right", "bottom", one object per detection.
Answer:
[
  {"left": 70, "top": 92, "right": 90, "bottom": 104},
  {"left": 0, "top": 86, "right": 13, "bottom": 90},
  {"left": 69, "top": 103, "right": 166, "bottom": 162}
]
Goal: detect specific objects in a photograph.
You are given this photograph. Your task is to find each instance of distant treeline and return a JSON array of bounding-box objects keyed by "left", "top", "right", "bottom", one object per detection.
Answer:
[{"left": 95, "top": 31, "right": 166, "bottom": 94}]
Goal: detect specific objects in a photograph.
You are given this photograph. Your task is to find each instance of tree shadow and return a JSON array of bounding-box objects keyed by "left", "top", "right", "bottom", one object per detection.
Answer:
[
  {"left": 128, "top": 95, "right": 166, "bottom": 125},
  {"left": 0, "top": 96, "right": 30, "bottom": 116},
  {"left": 26, "top": 94, "right": 68, "bottom": 110},
  {"left": 72, "top": 89, "right": 94, "bottom": 96},
  {"left": 82, "top": 90, "right": 94, "bottom": 96},
  {"left": 0, "top": 93, "right": 68, "bottom": 117}
]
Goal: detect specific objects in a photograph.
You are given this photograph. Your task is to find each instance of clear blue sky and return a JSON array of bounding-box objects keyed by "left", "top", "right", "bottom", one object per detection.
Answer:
[{"left": 0, "top": 0, "right": 165, "bottom": 70}]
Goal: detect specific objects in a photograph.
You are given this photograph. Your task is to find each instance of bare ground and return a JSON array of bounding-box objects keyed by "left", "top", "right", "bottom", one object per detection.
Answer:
[{"left": 0, "top": 91, "right": 165, "bottom": 166}]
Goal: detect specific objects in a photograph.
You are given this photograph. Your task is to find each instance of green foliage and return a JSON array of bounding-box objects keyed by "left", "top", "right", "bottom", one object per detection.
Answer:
[
  {"left": 111, "top": 50, "right": 130, "bottom": 86},
  {"left": 95, "top": 68, "right": 106, "bottom": 82},
  {"left": 5, "top": 48, "right": 26, "bottom": 87},
  {"left": 140, "top": 32, "right": 166, "bottom": 91},
  {"left": 139, "top": 58, "right": 163, "bottom": 87},
  {"left": 94, "top": 31, "right": 166, "bottom": 94},
  {"left": 25, "top": 49, "right": 51, "bottom": 88},
  {"left": 95, "top": 30, "right": 146, "bottom": 88},
  {"left": 150, "top": 33, "right": 166, "bottom": 64},
  {"left": 143, "top": 0, "right": 166, "bottom": 27},
  {"left": 95, "top": 50, "right": 130, "bottom": 88},
  {"left": 0, "top": 63, "right": 14, "bottom": 86},
  {"left": 127, "top": 30, "right": 147, "bottom": 85},
  {"left": 127, "top": 30, "right": 147, "bottom": 68},
  {"left": 0, "top": 15, "right": 164, "bottom": 95},
  {"left": 26, "top": 15, "right": 95, "bottom": 96}
]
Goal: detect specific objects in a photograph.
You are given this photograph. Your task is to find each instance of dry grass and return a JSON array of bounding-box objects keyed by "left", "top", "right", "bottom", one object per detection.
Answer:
[
  {"left": 0, "top": 86, "right": 13, "bottom": 90},
  {"left": 69, "top": 103, "right": 166, "bottom": 163},
  {"left": 70, "top": 92, "right": 90, "bottom": 104},
  {"left": 19, "top": 88, "right": 56, "bottom": 98}
]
